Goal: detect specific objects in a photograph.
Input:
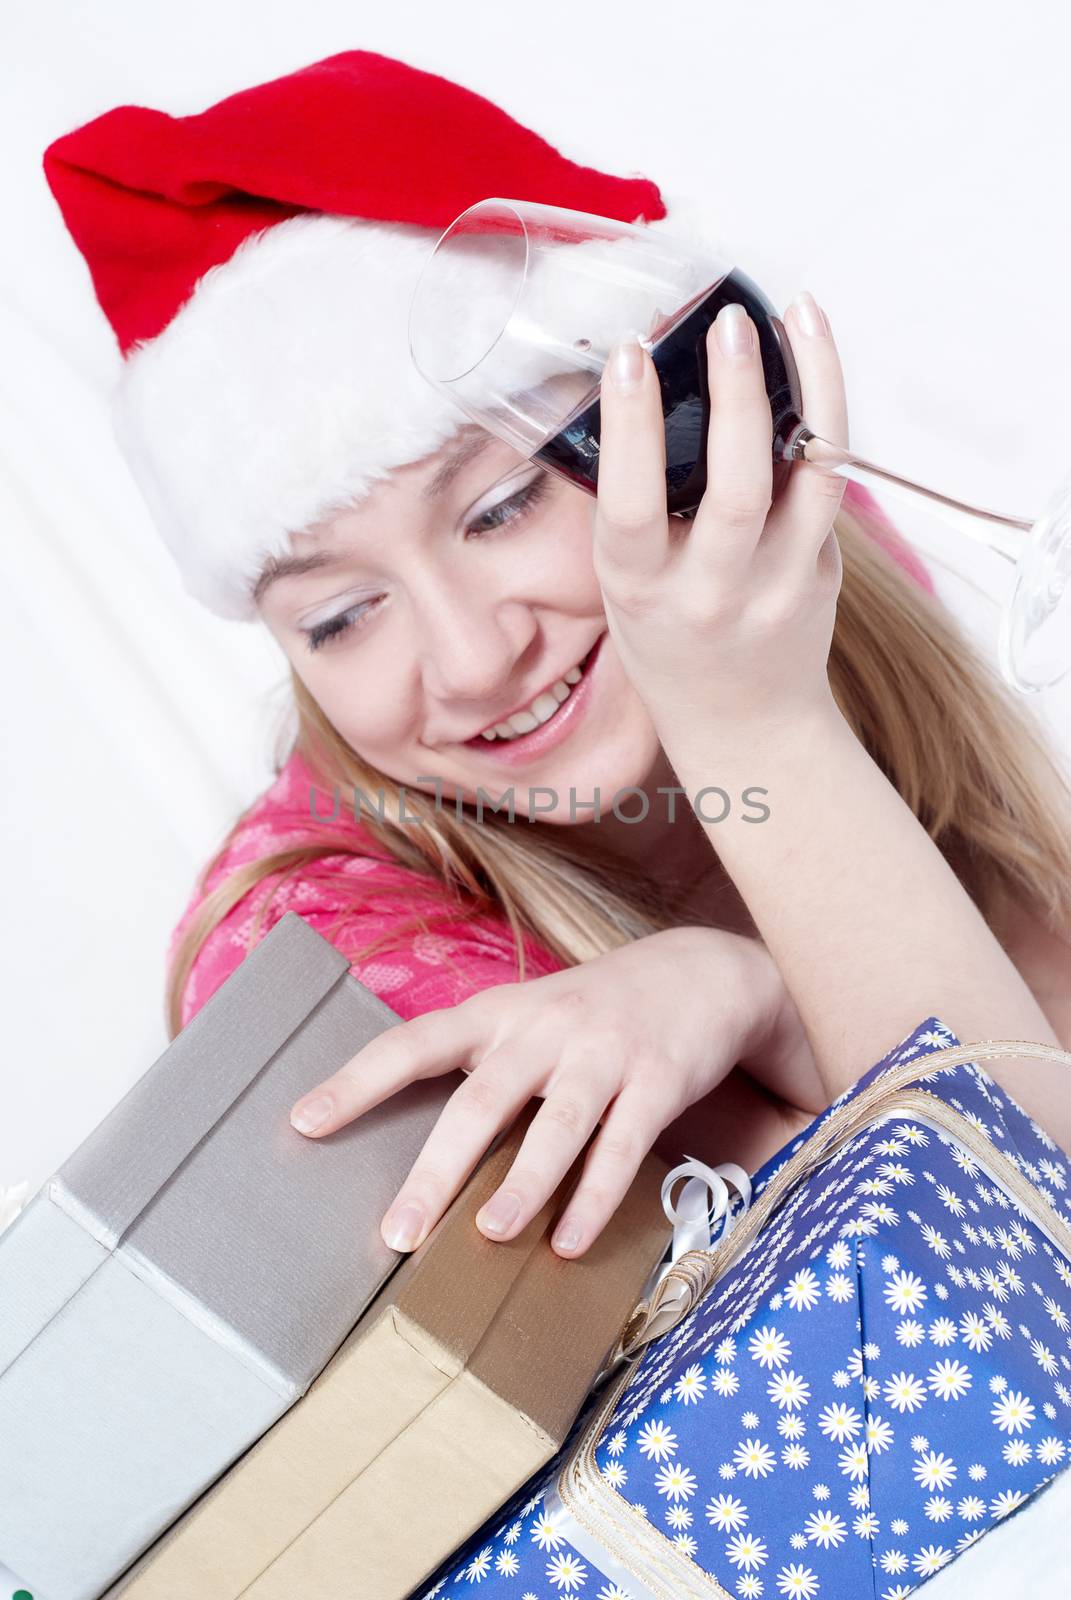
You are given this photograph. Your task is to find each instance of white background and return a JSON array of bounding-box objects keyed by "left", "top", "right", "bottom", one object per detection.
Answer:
[
  {"left": 2, "top": 2, "right": 1070, "bottom": 1193},
  {"left": 2, "top": 5, "right": 1071, "bottom": 1593}
]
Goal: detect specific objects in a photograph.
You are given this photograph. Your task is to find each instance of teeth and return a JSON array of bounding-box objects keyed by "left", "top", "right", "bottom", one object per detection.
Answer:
[{"left": 478, "top": 656, "right": 588, "bottom": 742}]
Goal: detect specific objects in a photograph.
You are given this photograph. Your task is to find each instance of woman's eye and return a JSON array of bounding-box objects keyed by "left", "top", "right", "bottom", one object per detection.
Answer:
[
  {"left": 302, "top": 597, "right": 381, "bottom": 653},
  {"left": 465, "top": 471, "right": 550, "bottom": 537},
  {"left": 301, "top": 474, "right": 550, "bottom": 653}
]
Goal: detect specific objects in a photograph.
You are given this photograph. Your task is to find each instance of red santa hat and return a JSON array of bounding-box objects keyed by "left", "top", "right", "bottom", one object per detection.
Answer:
[{"left": 44, "top": 50, "right": 714, "bottom": 619}]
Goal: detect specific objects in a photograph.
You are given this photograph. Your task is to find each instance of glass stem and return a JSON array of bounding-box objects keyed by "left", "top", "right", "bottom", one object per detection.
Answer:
[{"left": 788, "top": 428, "right": 1032, "bottom": 565}]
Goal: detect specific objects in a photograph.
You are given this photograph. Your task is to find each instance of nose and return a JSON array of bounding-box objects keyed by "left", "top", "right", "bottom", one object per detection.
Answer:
[{"left": 416, "top": 583, "right": 537, "bottom": 707}]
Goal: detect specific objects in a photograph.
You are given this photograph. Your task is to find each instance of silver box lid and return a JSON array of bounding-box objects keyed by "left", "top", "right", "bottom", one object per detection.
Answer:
[{"left": 0, "top": 911, "right": 456, "bottom": 1597}]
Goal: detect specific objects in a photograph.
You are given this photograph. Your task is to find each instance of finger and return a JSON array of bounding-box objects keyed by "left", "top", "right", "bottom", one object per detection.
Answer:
[
  {"left": 289, "top": 1004, "right": 479, "bottom": 1138},
  {"left": 690, "top": 304, "right": 774, "bottom": 571},
  {"left": 474, "top": 1061, "right": 617, "bottom": 1242},
  {"left": 594, "top": 335, "right": 669, "bottom": 581},
  {"left": 549, "top": 1084, "right": 669, "bottom": 1258},
  {"left": 379, "top": 1045, "right": 541, "bottom": 1252},
  {"left": 761, "top": 291, "right": 849, "bottom": 569}
]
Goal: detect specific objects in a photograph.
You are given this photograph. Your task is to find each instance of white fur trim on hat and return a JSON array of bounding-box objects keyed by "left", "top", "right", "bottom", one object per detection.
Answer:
[
  {"left": 112, "top": 203, "right": 726, "bottom": 621},
  {"left": 113, "top": 215, "right": 467, "bottom": 619}
]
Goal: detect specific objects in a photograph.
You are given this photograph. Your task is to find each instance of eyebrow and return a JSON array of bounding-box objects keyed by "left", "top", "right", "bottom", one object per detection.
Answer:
[
  {"left": 252, "top": 549, "right": 343, "bottom": 605},
  {"left": 252, "top": 431, "right": 495, "bottom": 606},
  {"left": 421, "top": 429, "right": 493, "bottom": 498}
]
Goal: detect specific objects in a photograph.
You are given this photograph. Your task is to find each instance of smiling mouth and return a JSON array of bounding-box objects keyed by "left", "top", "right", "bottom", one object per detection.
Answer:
[{"left": 461, "top": 640, "right": 601, "bottom": 747}]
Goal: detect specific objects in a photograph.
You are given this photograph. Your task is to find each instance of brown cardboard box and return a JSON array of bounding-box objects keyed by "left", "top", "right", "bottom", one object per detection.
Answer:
[{"left": 109, "top": 1116, "right": 671, "bottom": 1600}]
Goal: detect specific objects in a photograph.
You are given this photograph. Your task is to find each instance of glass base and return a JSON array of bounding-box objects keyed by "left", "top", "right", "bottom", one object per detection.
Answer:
[{"left": 1000, "top": 469, "right": 1071, "bottom": 693}]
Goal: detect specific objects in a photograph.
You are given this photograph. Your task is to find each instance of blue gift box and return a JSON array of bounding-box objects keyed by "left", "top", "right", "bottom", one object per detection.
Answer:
[{"left": 420, "top": 1015, "right": 1071, "bottom": 1600}]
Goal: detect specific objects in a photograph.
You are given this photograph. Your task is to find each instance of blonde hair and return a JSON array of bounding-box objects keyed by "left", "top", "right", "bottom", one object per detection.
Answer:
[{"left": 166, "top": 497, "right": 1071, "bottom": 1040}]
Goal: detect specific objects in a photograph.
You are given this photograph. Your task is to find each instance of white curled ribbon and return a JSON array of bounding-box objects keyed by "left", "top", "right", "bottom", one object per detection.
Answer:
[
  {"left": 627, "top": 1156, "right": 753, "bottom": 1319},
  {"left": 551, "top": 1158, "right": 756, "bottom": 1591},
  {"left": 660, "top": 1155, "right": 752, "bottom": 1264}
]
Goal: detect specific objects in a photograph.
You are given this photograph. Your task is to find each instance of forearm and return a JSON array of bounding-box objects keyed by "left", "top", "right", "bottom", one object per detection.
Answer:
[{"left": 664, "top": 697, "right": 1068, "bottom": 1139}]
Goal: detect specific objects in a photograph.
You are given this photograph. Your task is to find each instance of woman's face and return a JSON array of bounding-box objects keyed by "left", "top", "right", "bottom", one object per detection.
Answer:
[{"left": 255, "top": 431, "right": 661, "bottom": 821}]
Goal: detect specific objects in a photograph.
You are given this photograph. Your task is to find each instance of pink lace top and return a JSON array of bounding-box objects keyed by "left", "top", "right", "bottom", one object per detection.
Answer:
[
  {"left": 167, "top": 483, "right": 934, "bottom": 1030},
  {"left": 167, "top": 748, "right": 568, "bottom": 1029}
]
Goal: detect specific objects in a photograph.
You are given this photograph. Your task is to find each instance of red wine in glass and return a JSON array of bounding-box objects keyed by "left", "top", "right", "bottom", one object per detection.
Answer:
[{"left": 533, "top": 269, "right": 803, "bottom": 514}]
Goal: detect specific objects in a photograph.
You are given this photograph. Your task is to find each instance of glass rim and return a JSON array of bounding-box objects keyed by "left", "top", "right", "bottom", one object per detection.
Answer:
[{"left": 408, "top": 197, "right": 531, "bottom": 385}]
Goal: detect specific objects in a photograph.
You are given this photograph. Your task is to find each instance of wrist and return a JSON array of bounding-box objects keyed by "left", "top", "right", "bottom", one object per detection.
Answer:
[
  {"left": 732, "top": 933, "right": 828, "bottom": 1115},
  {"left": 658, "top": 924, "right": 786, "bottom": 1065},
  {"left": 729, "top": 933, "right": 789, "bottom": 1068},
  {"left": 644, "top": 922, "right": 772, "bottom": 1051}
]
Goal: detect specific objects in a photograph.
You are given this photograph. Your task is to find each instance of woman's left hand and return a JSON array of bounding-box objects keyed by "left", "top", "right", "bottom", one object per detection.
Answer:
[
  {"left": 288, "top": 924, "right": 810, "bottom": 1258},
  {"left": 593, "top": 292, "right": 849, "bottom": 756}
]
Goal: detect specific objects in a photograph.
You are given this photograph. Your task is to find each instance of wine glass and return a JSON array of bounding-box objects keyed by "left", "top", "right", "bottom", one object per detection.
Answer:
[{"left": 407, "top": 198, "right": 1071, "bottom": 696}]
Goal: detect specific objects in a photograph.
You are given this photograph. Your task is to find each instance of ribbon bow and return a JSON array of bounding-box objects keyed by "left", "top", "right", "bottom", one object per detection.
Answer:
[
  {"left": 660, "top": 1155, "right": 753, "bottom": 1264},
  {"left": 593, "top": 1157, "right": 756, "bottom": 1397}
]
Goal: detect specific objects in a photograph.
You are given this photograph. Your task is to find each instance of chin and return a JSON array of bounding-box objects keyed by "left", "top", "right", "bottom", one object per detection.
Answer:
[{"left": 470, "top": 720, "right": 663, "bottom": 827}]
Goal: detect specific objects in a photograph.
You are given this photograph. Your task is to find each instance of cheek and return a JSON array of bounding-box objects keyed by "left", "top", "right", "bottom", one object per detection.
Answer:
[
  {"left": 292, "top": 645, "right": 419, "bottom": 758},
  {"left": 535, "top": 492, "right": 604, "bottom": 597}
]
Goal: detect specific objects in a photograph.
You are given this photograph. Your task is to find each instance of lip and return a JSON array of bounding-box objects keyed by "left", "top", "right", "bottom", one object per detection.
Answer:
[
  {"left": 465, "top": 643, "right": 597, "bottom": 743},
  {"left": 460, "top": 632, "right": 607, "bottom": 767}
]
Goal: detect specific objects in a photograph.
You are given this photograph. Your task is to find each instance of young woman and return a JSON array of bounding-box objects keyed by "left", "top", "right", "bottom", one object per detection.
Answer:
[
  {"left": 47, "top": 51, "right": 1071, "bottom": 1272},
  {"left": 247, "top": 310, "right": 1071, "bottom": 1261}
]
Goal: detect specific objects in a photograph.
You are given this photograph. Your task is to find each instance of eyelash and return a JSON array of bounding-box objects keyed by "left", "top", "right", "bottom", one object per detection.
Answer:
[{"left": 302, "top": 472, "right": 551, "bottom": 653}]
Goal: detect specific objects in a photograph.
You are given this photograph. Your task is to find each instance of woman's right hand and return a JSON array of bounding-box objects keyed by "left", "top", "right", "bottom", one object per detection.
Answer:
[
  {"left": 592, "top": 293, "right": 849, "bottom": 755},
  {"left": 289, "top": 923, "right": 819, "bottom": 1258}
]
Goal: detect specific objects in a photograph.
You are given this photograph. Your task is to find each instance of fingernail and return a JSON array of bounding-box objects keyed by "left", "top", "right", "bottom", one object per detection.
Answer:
[
  {"left": 382, "top": 1201, "right": 427, "bottom": 1252},
  {"left": 608, "top": 335, "right": 645, "bottom": 393},
  {"left": 715, "top": 303, "right": 754, "bottom": 359},
  {"left": 790, "top": 290, "right": 830, "bottom": 338},
  {"left": 477, "top": 1190, "right": 523, "bottom": 1236},
  {"left": 552, "top": 1220, "right": 582, "bottom": 1254},
  {"left": 290, "top": 1095, "right": 332, "bottom": 1134}
]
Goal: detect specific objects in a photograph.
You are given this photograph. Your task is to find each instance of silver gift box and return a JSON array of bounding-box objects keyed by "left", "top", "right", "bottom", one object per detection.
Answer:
[{"left": 0, "top": 911, "right": 453, "bottom": 1600}]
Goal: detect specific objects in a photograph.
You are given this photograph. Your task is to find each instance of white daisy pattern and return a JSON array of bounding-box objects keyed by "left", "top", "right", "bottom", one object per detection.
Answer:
[
  {"left": 726, "top": 1531, "right": 769, "bottom": 1570},
  {"left": 635, "top": 1419, "right": 677, "bottom": 1462},
  {"left": 768, "top": 1369, "right": 812, "bottom": 1410},
  {"left": 706, "top": 1492, "right": 749, "bottom": 1532},
  {"left": 425, "top": 1017, "right": 1071, "bottom": 1600},
  {"left": 927, "top": 1358, "right": 972, "bottom": 1401},
  {"left": 673, "top": 1363, "right": 708, "bottom": 1405}
]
